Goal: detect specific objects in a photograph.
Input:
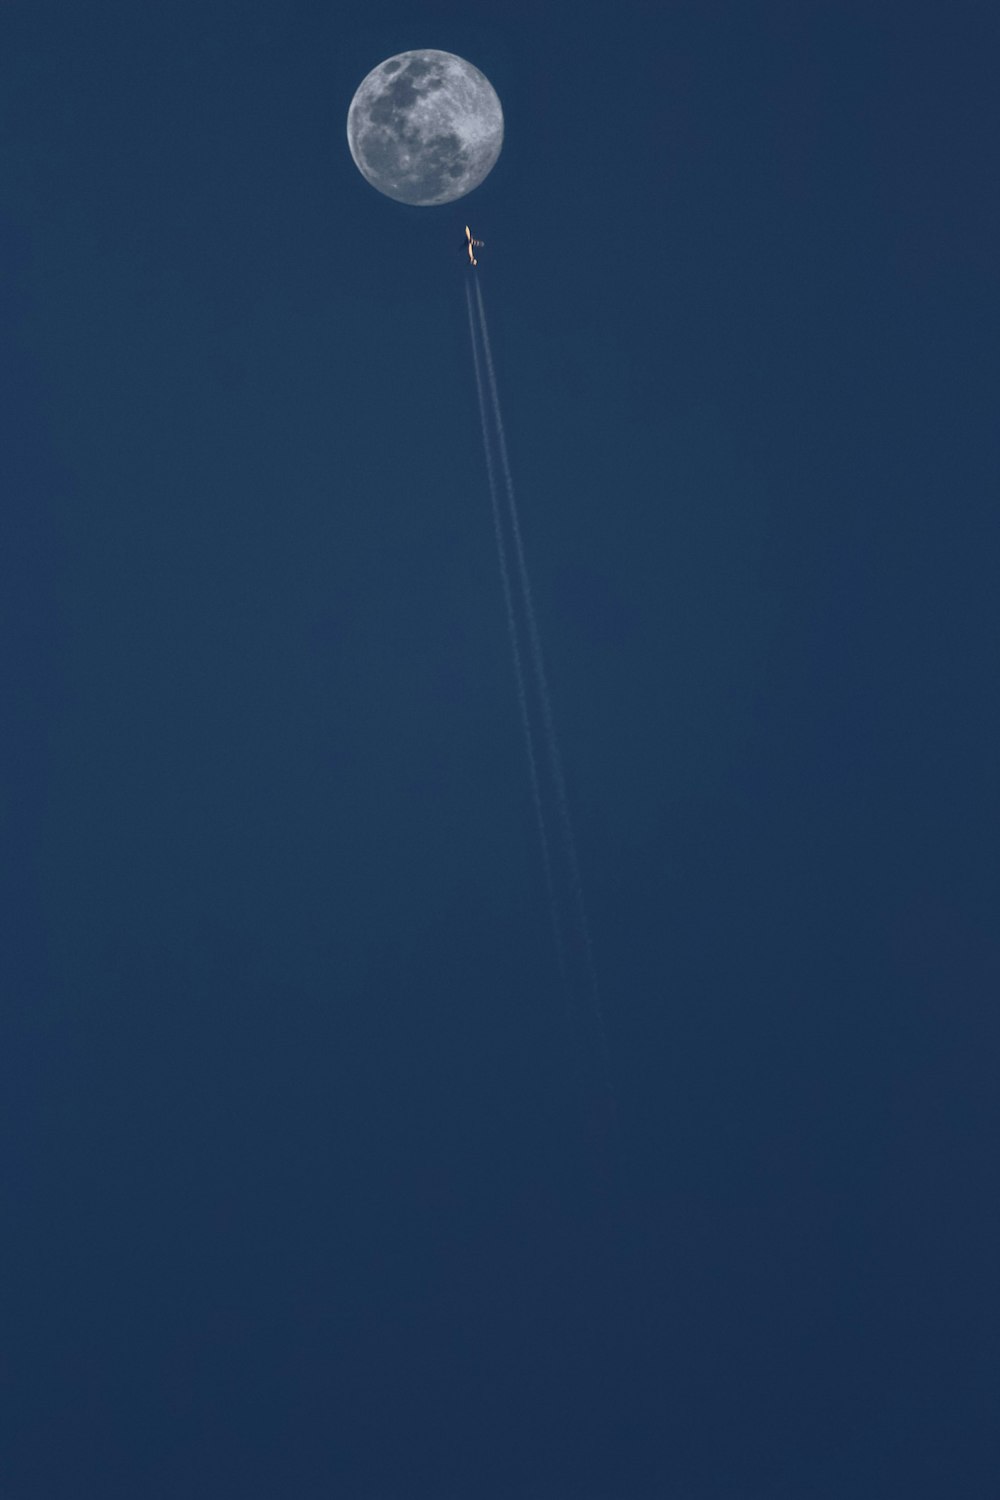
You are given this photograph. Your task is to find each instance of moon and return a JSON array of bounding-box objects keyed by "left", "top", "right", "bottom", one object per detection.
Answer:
[{"left": 347, "top": 50, "right": 503, "bottom": 207}]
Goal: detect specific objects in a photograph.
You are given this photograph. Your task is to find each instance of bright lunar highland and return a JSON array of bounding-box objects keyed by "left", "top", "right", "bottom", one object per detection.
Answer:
[{"left": 347, "top": 51, "right": 503, "bottom": 206}]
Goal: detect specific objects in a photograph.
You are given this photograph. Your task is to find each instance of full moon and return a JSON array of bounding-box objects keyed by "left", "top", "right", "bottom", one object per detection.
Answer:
[{"left": 347, "top": 50, "right": 503, "bottom": 207}]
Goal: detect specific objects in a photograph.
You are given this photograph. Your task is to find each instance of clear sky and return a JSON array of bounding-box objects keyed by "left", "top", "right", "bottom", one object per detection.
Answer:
[{"left": 2, "top": 1, "right": 998, "bottom": 1496}]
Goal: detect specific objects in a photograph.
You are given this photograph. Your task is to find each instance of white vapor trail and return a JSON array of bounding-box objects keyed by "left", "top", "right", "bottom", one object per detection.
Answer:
[
  {"left": 465, "top": 279, "right": 566, "bottom": 979},
  {"left": 471, "top": 277, "right": 611, "bottom": 1075}
]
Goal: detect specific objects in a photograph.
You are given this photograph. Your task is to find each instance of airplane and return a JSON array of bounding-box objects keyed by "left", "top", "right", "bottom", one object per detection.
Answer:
[{"left": 464, "top": 225, "right": 484, "bottom": 266}]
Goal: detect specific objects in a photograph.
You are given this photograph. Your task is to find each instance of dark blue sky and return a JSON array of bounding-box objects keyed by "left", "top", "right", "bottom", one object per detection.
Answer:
[{"left": 3, "top": 2, "right": 998, "bottom": 1495}]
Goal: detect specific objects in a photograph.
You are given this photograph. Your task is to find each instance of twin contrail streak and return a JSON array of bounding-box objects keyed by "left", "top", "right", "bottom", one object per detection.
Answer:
[
  {"left": 467, "top": 273, "right": 614, "bottom": 1136},
  {"left": 465, "top": 279, "right": 566, "bottom": 980}
]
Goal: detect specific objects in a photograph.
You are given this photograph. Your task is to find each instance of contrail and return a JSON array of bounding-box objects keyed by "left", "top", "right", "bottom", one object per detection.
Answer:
[
  {"left": 472, "top": 278, "right": 611, "bottom": 1085},
  {"left": 465, "top": 279, "right": 566, "bottom": 979}
]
